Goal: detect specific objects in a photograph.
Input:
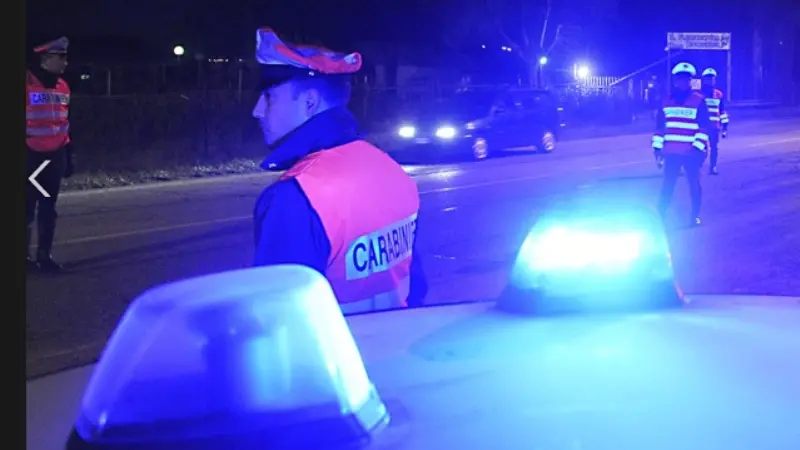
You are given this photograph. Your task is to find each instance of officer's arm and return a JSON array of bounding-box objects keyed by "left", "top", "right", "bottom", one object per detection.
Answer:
[
  {"left": 652, "top": 106, "right": 666, "bottom": 151},
  {"left": 253, "top": 179, "right": 331, "bottom": 273},
  {"left": 407, "top": 216, "right": 429, "bottom": 307},
  {"left": 696, "top": 100, "right": 713, "bottom": 135},
  {"left": 719, "top": 96, "right": 729, "bottom": 130},
  {"left": 695, "top": 100, "right": 713, "bottom": 151}
]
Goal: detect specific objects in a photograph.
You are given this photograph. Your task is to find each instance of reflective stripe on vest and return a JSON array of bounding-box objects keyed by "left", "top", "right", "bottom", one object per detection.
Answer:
[
  {"left": 27, "top": 123, "right": 70, "bottom": 136},
  {"left": 705, "top": 90, "right": 727, "bottom": 127},
  {"left": 26, "top": 110, "right": 69, "bottom": 120},
  {"left": 655, "top": 94, "right": 708, "bottom": 155},
  {"left": 26, "top": 71, "right": 71, "bottom": 152},
  {"left": 281, "top": 140, "right": 420, "bottom": 313}
]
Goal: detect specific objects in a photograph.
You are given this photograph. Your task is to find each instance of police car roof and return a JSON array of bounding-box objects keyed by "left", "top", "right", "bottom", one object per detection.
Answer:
[{"left": 27, "top": 295, "right": 800, "bottom": 450}]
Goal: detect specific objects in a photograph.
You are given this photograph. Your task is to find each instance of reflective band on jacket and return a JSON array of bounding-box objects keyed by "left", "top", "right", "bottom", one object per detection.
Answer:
[
  {"left": 27, "top": 123, "right": 70, "bottom": 136},
  {"left": 281, "top": 140, "right": 421, "bottom": 313},
  {"left": 26, "top": 110, "right": 69, "bottom": 120},
  {"left": 654, "top": 93, "right": 708, "bottom": 155},
  {"left": 705, "top": 89, "right": 727, "bottom": 128},
  {"left": 26, "top": 71, "right": 71, "bottom": 152}
]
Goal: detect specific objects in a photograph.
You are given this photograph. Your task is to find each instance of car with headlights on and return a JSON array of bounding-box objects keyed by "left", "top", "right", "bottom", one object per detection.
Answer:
[{"left": 387, "top": 87, "right": 563, "bottom": 162}]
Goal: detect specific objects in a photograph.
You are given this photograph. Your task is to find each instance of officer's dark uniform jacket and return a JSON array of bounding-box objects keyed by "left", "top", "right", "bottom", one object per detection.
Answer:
[{"left": 253, "top": 107, "right": 428, "bottom": 308}]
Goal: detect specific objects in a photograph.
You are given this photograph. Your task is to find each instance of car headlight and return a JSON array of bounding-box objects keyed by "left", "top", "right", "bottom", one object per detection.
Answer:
[
  {"left": 397, "top": 125, "right": 415, "bottom": 138},
  {"left": 501, "top": 201, "right": 682, "bottom": 314},
  {"left": 435, "top": 126, "right": 457, "bottom": 139}
]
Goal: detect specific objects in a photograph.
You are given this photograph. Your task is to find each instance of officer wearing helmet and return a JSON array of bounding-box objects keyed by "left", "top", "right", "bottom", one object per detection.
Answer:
[
  {"left": 700, "top": 67, "right": 729, "bottom": 175},
  {"left": 250, "top": 28, "right": 427, "bottom": 314},
  {"left": 652, "top": 62, "right": 712, "bottom": 227}
]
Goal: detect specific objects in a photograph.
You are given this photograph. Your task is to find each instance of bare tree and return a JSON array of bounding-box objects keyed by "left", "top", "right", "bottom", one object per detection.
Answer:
[{"left": 446, "top": 0, "right": 619, "bottom": 86}]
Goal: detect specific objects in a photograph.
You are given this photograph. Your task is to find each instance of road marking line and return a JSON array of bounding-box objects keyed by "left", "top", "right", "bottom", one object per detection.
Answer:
[
  {"left": 418, "top": 159, "right": 647, "bottom": 194},
  {"left": 746, "top": 137, "right": 800, "bottom": 147},
  {"left": 52, "top": 159, "right": 649, "bottom": 246},
  {"left": 52, "top": 216, "right": 251, "bottom": 246}
]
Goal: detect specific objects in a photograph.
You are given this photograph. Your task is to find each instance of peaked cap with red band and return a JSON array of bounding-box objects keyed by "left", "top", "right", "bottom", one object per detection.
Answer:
[
  {"left": 255, "top": 27, "right": 362, "bottom": 90},
  {"left": 34, "top": 36, "right": 69, "bottom": 54}
]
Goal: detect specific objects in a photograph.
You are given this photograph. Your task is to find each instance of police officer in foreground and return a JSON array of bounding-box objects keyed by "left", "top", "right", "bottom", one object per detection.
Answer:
[
  {"left": 652, "top": 62, "right": 712, "bottom": 227},
  {"left": 26, "top": 37, "right": 75, "bottom": 272},
  {"left": 700, "top": 67, "right": 729, "bottom": 175},
  {"left": 250, "top": 28, "right": 427, "bottom": 313}
]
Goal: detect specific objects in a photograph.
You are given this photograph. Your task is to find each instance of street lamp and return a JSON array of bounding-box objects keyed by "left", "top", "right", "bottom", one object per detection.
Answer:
[
  {"left": 575, "top": 64, "right": 590, "bottom": 79},
  {"left": 173, "top": 45, "right": 185, "bottom": 57},
  {"left": 538, "top": 56, "right": 548, "bottom": 65}
]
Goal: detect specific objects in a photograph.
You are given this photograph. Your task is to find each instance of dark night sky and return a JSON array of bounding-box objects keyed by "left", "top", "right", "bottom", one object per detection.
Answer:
[{"left": 27, "top": 0, "right": 797, "bottom": 72}]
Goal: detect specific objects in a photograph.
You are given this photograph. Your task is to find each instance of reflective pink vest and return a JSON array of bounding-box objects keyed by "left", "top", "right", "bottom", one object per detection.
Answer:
[
  {"left": 26, "top": 70, "right": 71, "bottom": 152},
  {"left": 704, "top": 88, "right": 729, "bottom": 129},
  {"left": 653, "top": 92, "right": 709, "bottom": 156},
  {"left": 280, "top": 140, "right": 420, "bottom": 314}
]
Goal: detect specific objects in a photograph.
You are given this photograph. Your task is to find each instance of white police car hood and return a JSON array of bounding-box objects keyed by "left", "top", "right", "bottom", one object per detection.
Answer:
[{"left": 28, "top": 295, "right": 800, "bottom": 450}]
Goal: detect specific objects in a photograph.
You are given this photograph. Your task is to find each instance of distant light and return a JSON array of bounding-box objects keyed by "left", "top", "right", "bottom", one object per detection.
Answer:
[
  {"left": 501, "top": 46, "right": 512, "bottom": 52},
  {"left": 397, "top": 125, "right": 416, "bottom": 138},
  {"left": 80, "top": 74, "right": 90, "bottom": 80},
  {"left": 481, "top": 44, "right": 486, "bottom": 49},
  {"left": 576, "top": 65, "right": 590, "bottom": 79},
  {"left": 539, "top": 56, "right": 548, "bottom": 65},
  {"left": 435, "top": 126, "right": 457, "bottom": 139},
  {"left": 173, "top": 45, "right": 185, "bottom": 56}
]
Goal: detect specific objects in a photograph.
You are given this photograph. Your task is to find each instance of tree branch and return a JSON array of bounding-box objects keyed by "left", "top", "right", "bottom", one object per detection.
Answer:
[
  {"left": 484, "top": 0, "right": 527, "bottom": 63},
  {"left": 539, "top": 0, "right": 553, "bottom": 50},
  {"left": 546, "top": 24, "right": 563, "bottom": 53},
  {"left": 520, "top": 1, "right": 531, "bottom": 48}
]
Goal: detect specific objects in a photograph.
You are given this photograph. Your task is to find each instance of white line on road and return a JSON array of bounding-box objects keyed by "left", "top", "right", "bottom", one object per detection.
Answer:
[
  {"left": 50, "top": 159, "right": 647, "bottom": 247},
  {"left": 746, "top": 137, "right": 800, "bottom": 147},
  {"left": 61, "top": 165, "right": 431, "bottom": 198}
]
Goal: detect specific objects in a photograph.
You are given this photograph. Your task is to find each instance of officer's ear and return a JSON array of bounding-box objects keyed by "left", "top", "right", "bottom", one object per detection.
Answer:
[{"left": 302, "top": 87, "right": 323, "bottom": 116}]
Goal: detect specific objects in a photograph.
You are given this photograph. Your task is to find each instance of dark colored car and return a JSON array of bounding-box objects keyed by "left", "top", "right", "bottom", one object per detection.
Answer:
[{"left": 387, "top": 88, "right": 564, "bottom": 161}]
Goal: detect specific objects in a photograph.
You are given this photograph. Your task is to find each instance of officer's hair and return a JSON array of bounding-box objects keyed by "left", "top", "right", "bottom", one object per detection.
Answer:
[{"left": 289, "top": 75, "right": 352, "bottom": 107}]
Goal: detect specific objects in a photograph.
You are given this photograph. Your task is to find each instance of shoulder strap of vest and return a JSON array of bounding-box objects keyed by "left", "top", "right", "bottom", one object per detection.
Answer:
[
  {"left": 282, "top": 140, "right": 374, "bottom": 179},
  {"left": 26, "top": 70, "right": 40, "bottom": 87}
]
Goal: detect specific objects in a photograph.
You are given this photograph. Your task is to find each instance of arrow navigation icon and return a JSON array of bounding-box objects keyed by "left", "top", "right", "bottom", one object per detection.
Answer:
[{"left": 29, "top": 161, "right": 51, "bottom": 198}]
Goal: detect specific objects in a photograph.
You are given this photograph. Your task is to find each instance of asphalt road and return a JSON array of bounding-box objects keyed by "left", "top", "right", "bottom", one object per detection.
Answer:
[{"left": 26, "top": 116, "right": 800, "bottom": 378}]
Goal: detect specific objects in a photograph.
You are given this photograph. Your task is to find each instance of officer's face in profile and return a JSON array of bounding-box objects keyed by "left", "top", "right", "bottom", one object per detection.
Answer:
[
  {"left": 702, "top": 75, "right": 715, "bottom": 87},
  {"left": 252, "top": 81, "right": 322, "bottom": 146},
  {"left": 41, "top": 53, "right": 68, "bottom": 75},
  {"left": 673, "top": 74, "right": 691, "bottom": 91}
]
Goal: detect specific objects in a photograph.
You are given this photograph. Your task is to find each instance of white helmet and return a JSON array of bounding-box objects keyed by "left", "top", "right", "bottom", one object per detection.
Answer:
[
  {"left": 671, "top": 62, "right": 696, "bottom": 76},
  {"left": 702, "top": 67, "right": 717, "bottom": 77}
]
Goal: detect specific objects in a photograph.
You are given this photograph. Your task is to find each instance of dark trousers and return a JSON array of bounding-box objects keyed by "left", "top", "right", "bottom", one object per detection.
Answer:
[
  {"left": 709, "top": 130, "right": 720, "bottom": 168},
  {"left": 26, "top": 148, "right": 66, "bottom": 257},
  {"left": 658, "top": 153, "right": 705, "bottom": 219}
]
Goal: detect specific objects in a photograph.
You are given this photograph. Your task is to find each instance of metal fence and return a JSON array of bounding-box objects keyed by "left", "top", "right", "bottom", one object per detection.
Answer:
[{"left": 63, "top": 60, "right": 650, "bottom": 171}]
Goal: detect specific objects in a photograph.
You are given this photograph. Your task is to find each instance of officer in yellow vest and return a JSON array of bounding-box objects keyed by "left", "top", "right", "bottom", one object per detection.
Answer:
[
  {"left": 26, "top": 37, "right": 75, "bottom": 272},
  {"left": 250, "top": 28, "right": 428, "bottom": 313}
]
